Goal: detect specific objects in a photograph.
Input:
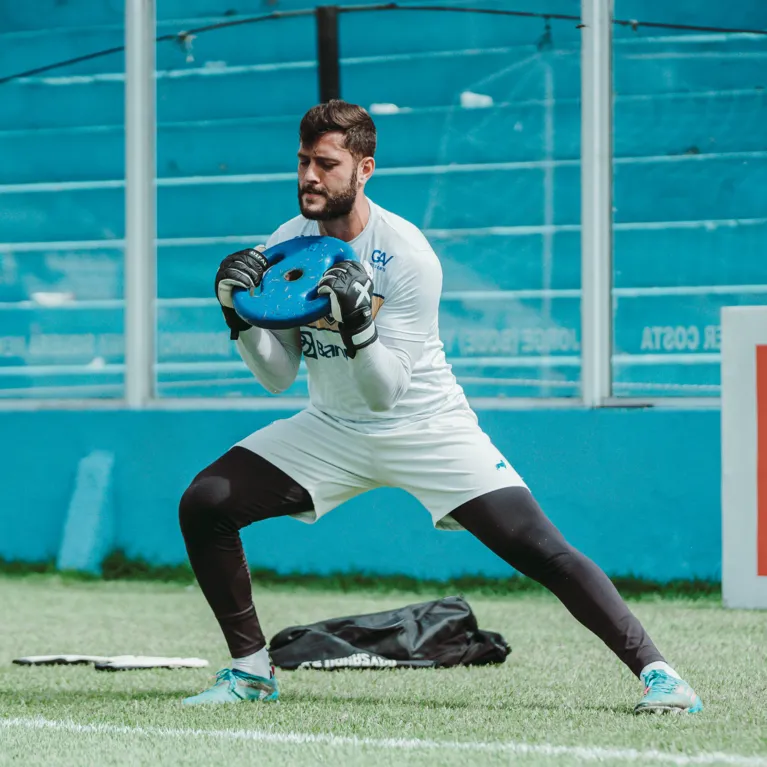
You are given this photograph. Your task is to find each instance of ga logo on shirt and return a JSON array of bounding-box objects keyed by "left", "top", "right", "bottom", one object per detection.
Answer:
[{"left": 370, "top": 249, "right": 393, "bottom": 272}]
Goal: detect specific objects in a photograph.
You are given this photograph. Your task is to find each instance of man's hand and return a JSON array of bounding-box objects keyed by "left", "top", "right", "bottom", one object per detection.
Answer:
[
  {"left": 215, "top": 246, "right": 268, "bottom": 340},
  {"left": 317, "top": 260, "right": 377, "bottom": 359}
]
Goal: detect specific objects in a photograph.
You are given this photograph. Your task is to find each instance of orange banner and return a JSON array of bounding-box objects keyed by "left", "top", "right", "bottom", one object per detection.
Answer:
[{"left": 758, "top": 345, "right": 767, "bottom": 577}]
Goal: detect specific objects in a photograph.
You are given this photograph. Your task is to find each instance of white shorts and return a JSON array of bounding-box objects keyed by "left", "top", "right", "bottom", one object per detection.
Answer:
[{"left": 236, "top": 406, "right": 527, "bottom": 530}]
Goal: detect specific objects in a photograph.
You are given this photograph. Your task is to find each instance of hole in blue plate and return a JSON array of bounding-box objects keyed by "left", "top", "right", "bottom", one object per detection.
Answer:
[{"left": 284, "top": 268, "right": 304, "bottom": 282}]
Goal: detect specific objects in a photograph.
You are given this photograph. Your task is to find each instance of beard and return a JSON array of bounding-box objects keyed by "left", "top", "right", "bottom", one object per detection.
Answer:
[{"left": 298, "top": 168, "right": 358, "bottom": 221}]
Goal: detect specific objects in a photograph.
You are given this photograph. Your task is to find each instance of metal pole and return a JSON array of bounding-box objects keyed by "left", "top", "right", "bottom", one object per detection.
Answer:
[
  {"left": 541, "top": 60, "right": 555, "bottom": 398},
  {"left": 580, "top": 0, "right": 613, "bottom": 406},
  {"left": 316, "top": 6, "right": 341, "bottom": 102},
  {"left": 125, "top": 0, "right": 157, "bottom": 407}
]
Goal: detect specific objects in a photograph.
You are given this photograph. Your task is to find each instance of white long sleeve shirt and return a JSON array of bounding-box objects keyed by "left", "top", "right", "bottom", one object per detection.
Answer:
[{"left": 236, "top": 198, "right": 470, "bottom": 431}]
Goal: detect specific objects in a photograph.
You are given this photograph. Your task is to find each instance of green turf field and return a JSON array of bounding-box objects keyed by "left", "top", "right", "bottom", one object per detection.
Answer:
[{"left": 1, "top": 576, "right": 765, "bottom": 766}]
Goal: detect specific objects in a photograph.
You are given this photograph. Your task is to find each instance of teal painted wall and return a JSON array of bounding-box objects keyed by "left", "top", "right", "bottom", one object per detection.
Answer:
[{"left": 0, "top": 408, "right": 721, "bottom": 581}]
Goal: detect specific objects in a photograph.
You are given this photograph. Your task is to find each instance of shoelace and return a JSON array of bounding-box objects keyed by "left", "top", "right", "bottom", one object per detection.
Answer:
[
  {"left": 212, "top": 668, "right": 237, "bottom": 690},
  {"left": 644, "top": 670, "right": 679, "bottom": 694}
]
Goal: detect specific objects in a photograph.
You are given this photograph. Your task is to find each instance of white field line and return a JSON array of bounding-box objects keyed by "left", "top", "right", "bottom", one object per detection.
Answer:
[{"left": 1, "top": 717, "right": 766, "bottom": 766}]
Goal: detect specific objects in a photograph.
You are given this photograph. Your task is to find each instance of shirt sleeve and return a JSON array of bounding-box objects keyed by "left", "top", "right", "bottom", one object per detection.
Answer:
[
  {"left": 233, "top": 225, "right": 302, "bottom": 394},
  {"left": 236, "top": 326, "right": 302, "bottom": 394},
  {"left": 349, "top": 246, "right": 442, "bottom": 411},
  {"left": 264, "top": 228, "right": 282, "bottom": 249}
]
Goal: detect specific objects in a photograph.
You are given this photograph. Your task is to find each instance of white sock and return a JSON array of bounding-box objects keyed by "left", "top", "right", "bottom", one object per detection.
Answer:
[
  {"left": 231, "top": 647, "right": 271, "bottom": 679},
  {"left": 640, "top": 661, "right": 681, "bottom": 685}
]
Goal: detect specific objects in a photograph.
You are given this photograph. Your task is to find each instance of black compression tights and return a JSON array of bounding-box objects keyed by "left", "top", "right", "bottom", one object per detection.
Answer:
[
  {"left": 179, "top": 448, "right": 313, "bottom": 658},
  {"left": 179, "top": 447, "right": 664, "bottom": 676},
  {"left": 451, "top": 488, "right": 664, "bottom": 677}
]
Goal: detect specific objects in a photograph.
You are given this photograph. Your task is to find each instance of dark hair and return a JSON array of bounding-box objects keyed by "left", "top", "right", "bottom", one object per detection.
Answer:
[{"left": 299, "top": 100, "right": 376, "bottom": 159}]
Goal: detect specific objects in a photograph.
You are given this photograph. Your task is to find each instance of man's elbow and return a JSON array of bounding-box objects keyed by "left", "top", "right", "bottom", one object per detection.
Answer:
[
  {"left": 367, "top": 395, "right": 397, "bottom": 413},
  {"left": 257, "top": 369, "right": 299, "bottom": 395},
  {"left": 365, "top": 384, "right": 408, "bottom": 412}
]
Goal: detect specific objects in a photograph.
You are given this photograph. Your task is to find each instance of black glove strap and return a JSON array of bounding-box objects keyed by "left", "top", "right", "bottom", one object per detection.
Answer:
[{"left": 222, "top": 306, "right": 251, "bottom": 340}]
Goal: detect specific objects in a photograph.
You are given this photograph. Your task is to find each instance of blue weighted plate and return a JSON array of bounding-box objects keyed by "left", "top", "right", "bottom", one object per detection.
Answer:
[{"left": 232, "top": 235, "right": 359, "bottom": 329}]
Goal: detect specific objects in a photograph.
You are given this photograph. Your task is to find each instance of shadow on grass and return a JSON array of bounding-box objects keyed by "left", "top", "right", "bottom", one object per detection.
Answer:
[
  {"left": 273, "top": 688, "right": 634, "bottom": 716},
  {"left": 1, "top": 684, "right": 632, "bottom": 717}
]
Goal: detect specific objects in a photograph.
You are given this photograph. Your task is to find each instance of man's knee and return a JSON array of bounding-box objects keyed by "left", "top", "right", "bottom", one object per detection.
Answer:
[
  {"left": 178, "top": 447, "right": 313, "bottom": 540},
  {"left": 179, "top": 474, "right": 238, "bottom": 539}
]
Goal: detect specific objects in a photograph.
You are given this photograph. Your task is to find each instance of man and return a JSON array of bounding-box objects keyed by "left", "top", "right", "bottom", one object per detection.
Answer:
[{"left": 179, "top": 100, "right": 702, "bottom": 714}]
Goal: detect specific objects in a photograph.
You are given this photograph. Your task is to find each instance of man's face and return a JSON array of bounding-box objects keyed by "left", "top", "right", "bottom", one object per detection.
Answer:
[{"left": 297, "top": 132, "right": 361, "bottom": 221}]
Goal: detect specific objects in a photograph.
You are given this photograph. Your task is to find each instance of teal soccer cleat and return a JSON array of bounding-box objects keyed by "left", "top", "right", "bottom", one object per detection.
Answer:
[
  {"left": 634, "top": 670, "right": 703, "bottom": 714},
  {"left": 182, "top": 668, "right": 279, "bottom": 706}
]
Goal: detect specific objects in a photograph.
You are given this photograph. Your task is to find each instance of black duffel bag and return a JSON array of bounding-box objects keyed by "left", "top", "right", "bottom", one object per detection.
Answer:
[{"left": 268, "top": 595, "right": 511, "bottom": 670}]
